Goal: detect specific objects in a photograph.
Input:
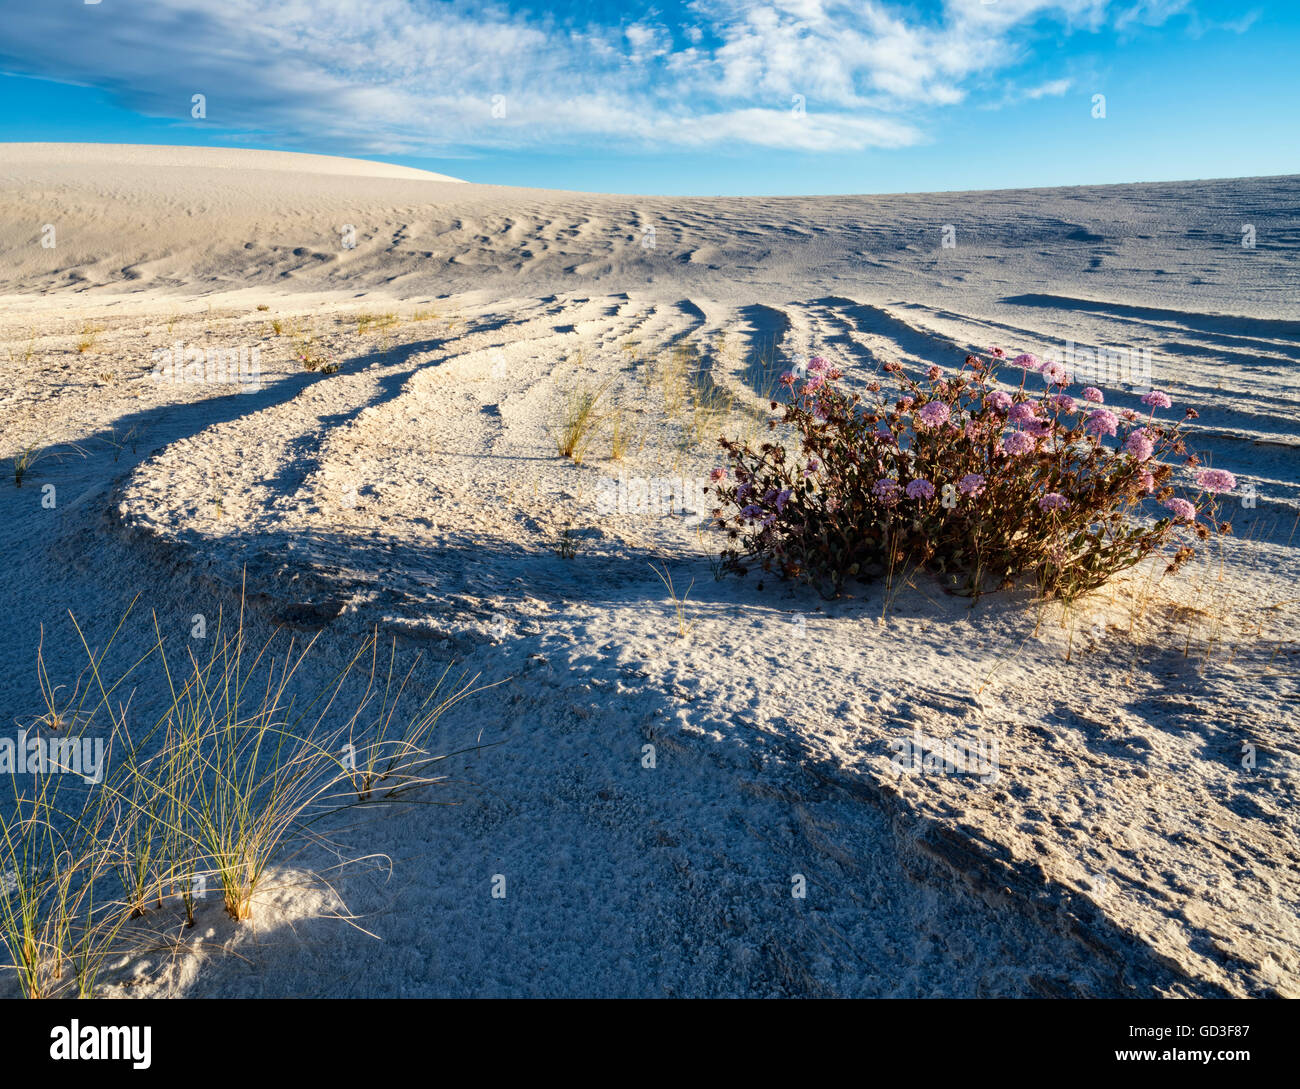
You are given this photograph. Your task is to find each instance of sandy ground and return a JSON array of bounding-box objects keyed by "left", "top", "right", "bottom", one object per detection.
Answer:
[{"left": 0, "top": 145, "right": 1297, "bottom": 997}]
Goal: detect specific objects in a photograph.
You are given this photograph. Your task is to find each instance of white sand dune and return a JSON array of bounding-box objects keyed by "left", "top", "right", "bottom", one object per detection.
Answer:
[
  {"left": 0, "top": 145, "right": 1297, "bottom": 997},
  {"left": 2, "top": 142, "right": 466, "bottom": 180}
]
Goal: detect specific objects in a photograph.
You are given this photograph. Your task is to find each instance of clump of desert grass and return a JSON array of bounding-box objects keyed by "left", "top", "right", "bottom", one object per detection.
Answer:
[
  {"left": 649, "top": 561, "right": 697, "bottom": 640},
  {"left": 11, "top": 441, "right": 45, "bottom": 488},
  {"left": 336, "top": 636, "right": 483, "bottom": 805},
  {"left": 75, "top": 322, "right": 104, "bottom": 354},
  {"left": 1, "top": 611, "right": 150, "bottom": 997},
  {"left": 1089, "top": 511, "right": 1300, "bottom": 673},
  {"left": 6, "top": 330, "right": 37, "bottom": 368},
  {"left": 655, "top": 343, "right": 693, "bottom": 420},
  {"left": 607, "top": 408, "right": 642, "bottom": 461},
  {"left": 640, "top": 340, "right": 743, "bottom": 451},
  {"left": 554, "top": 522, "right": 585, "bottom": 559},
  {"left": 0, "top": 594, "right": 484, "bottom": 996},
  {"left": 355, "top": 312, "right": 398, "bottom": 335},
  {"left": 551, "top": 377, "right": 610, "bottom": 464},
  {"left": 101, "top": 425, "right": 140, "bottom": 464},
  {"left": 0, "top": 775, "right": 135, "bottom": 999},
  {"left": 10, "top": 438, "right": 86, "bottom": 488},
  {"left": 681, "top": 381, "right": 734, "bottom": 450}
]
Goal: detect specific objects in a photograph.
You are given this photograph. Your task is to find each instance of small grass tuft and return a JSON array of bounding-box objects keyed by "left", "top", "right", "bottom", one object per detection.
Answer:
[
  {"left": 6, "top": 330, "right": 37, "bottom": 367},
  {"left": 12, "top": 441, "right": 44, "bottom": 488},
  {"left": 608, "top": 408, "right": 637, "bottom": 461},
  {"left": 75, "top": 323, "right": 103, "bottom": 354},
  {"left": 649, "top": 561, "right": 697, "bottom": 639},
  {"left": 356, "top": 312, "right": 398, "bottom": 335},
  {"left": 555, "top": 523, "right": 584, "bottom": 559},
  {"left": 551, "top": 380, "right": 609, "bottom": 464}
]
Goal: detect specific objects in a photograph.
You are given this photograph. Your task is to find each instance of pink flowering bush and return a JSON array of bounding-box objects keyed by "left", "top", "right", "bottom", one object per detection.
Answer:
[{"left": 709, "top": 352, "right": 1233, "bottom": 600}]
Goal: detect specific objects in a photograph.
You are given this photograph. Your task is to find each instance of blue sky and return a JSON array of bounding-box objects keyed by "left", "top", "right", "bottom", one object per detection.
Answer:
[{"left": 0, "top": 0, "right": 1293, "bottom": 195}]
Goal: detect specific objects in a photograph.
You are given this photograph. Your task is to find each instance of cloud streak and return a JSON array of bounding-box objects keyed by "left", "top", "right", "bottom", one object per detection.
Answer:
[{"left": 0, "top": 0, "right": 1202, "bottom": 154}]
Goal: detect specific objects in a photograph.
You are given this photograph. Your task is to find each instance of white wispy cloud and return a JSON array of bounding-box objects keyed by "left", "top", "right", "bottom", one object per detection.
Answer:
[
  {"left": 0, "top": 0, "right": 1212, "bottom": 154},
  {"left": 1024, "top": 78, "right": 1074, "bottom": 100}
]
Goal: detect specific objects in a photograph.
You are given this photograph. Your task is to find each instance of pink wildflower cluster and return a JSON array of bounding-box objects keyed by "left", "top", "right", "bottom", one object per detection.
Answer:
[
  {"left": 1038, "top": 492, "right": 1069, "bottom": 512},
  {"left": 1085, "top": 409, "right": 1119, "bottom": 437},
  {"left": 1195, "top": 468, "right": 1236, "bottom": 493},
  {"left": 873, "top": 478, "right": 901, "bottom": 505},
  {"left": 1003, "top": 431, "right": 1036, "bottom": 456},
  {"left": 906, "top": 479, "right": 935, "bottom": 500},
  {"left": 710, "top": 345, "right": 1233, "bottom": 600},
  {"left": 1124, "top": 429, "right": 1155, "bottom": 462},
  {"left": 917, "top": 401, "right": 950, "bottom": 429}
]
